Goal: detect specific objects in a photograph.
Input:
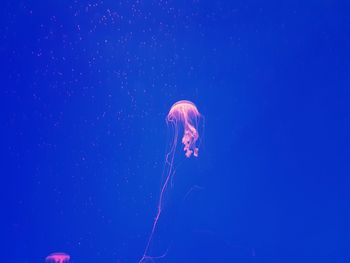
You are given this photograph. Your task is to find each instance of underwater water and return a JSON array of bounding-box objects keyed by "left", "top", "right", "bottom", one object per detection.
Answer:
[{"left": 2, "top": 1, "right": 348, "bottom": 262}]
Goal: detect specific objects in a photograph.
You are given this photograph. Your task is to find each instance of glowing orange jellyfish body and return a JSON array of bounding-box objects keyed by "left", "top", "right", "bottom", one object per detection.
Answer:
[
  {"left": 167, "top": 100, "right": 200, "bottom": 158},
  {"left": 45, "top": 252, "right": 70, "bottom": 263},
  {"left": 139, "top": 100, "right": 201, "bottom": 263}
]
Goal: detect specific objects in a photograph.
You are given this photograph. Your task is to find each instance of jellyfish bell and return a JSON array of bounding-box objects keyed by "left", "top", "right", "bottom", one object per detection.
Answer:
[
  {"left": 167, "top": 100, "right": 200, "bottom": 122},
  {"left": 167, "top": 100, "right": 201, "bottom": 158},
  {"left": 45, "top": 252, "right": 70, "bottom": 263}
]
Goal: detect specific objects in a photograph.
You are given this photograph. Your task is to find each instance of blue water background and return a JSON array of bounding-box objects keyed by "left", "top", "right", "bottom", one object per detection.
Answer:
[{"left": 2, "top": 1, "right": 348, "bottom": 262}]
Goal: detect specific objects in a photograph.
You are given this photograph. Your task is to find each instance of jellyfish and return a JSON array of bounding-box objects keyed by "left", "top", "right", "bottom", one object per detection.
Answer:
[
  {"left": 167, "top": 100, "right": 200, "bottom": 158},
  {"left": 45, "top": 252, "right": 70, "bottom": 263},
  {"left": 139, "top": 100, "right": 202, "bottom": 263}
]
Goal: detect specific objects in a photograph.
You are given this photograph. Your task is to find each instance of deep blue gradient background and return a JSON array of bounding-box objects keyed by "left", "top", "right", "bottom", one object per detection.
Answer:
[{"left": 2, "top": 1, "right": 349, "bottom": 262}]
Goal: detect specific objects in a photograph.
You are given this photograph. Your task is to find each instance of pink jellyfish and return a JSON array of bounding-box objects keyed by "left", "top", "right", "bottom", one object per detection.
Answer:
[
  {"left": 167, "top": 100, "right": 200, "bottom": 158},
  {"left": 45, "top": 252, "right": 70, "bottom": 263},
  {"left": 139, "top": 100, "right": 202, "bottom": 263}
]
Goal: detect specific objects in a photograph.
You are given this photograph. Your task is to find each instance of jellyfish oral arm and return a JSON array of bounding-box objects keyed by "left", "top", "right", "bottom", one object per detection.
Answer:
[{"left": 182, "top": 125, "right": 199, "bottom": 158}]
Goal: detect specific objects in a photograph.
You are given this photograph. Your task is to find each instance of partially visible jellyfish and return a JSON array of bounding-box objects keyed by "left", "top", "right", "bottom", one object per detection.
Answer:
[
  {"left": 45, "top": 252, "right": 70, "bottom": 263},
  {"left": 139, "top": 100, "right": 202, "bottom": 263}
]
